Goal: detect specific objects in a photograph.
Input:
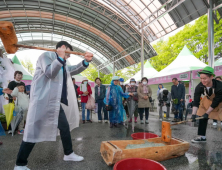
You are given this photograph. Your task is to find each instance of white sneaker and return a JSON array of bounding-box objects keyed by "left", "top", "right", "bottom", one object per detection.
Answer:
[
  {"left": 166, "top": 118, "right": 171, "bottom": 121},
  {"left": 63, "top": 152, "right": 84, "bottom": 162},
  {"left": 14, "top": 166, "right": 30, "bottom": 170},
  {"left": 213, "top": 122, "right": 217, "bottom": 126},
  {"left": 98, "top": 120, "right": 102, "bottom": 123},
  {"left": 159, "top": 118, "right": 163, "bottom": 121},
  {"left": 140, "top": 120, "right": 144, "bottom": 124},
  {"left": 145, "top": 120, "right": 149, "bottom": 124},
  {"left": 104, "top": 120, "right": 108, "bottom": 123}
]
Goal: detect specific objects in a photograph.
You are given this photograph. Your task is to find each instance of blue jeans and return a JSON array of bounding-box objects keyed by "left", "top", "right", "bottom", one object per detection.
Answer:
[
  {"left": 81, "top": 103, "right": 90, "bottom": 120},
  {"left": 97, "top": 99, "right": 108, "bottom": 120},
  {"left": 174, "top": 103, "right": 184, "bottom": 120}
]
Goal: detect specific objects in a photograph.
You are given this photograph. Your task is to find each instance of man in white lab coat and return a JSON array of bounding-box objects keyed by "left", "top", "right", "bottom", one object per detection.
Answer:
[{"left": 14, "top": 41, "right": 93, "bottom": 170}]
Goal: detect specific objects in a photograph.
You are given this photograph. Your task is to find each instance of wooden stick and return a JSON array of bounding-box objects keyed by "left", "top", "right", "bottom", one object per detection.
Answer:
[
  {"left": 15, "top": 44, "right": 85, "bottom": 56},
  {"left": 171, "top": 117, "right": 204, "bottom": 126}
]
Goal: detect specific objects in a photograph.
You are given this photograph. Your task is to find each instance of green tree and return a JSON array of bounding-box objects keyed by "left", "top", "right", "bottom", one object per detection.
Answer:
[
  {"left": 150, "top": 14, "right": 222, "bottom": 71},
  {"left": 21, "top": 59, "right": 35, "bottom": 75},
  {"left": 81, "top": 62, "right": 142, "bottom": 84}
]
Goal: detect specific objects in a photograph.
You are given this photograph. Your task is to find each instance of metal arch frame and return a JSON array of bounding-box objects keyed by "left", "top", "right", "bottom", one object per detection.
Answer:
[
  {"left": 18, "top": 39, "right": 113, "bottom": 73},
  {"left": 0, "top": 0, "right": 156, "bottom": 73},
  {"left": 99, "top": 0, "right": 210, "bottom": 41},
  {"left": 141, "top": 0, "right": 186, "bottom": 30},
  {"left": 96, "top": 43, "right": 141, "bottom": 70}
]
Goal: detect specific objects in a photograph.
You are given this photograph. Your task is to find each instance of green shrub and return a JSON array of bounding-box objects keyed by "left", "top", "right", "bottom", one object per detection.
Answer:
[{"left": 0, "top": 113, "right": 6, "bottom": 123}]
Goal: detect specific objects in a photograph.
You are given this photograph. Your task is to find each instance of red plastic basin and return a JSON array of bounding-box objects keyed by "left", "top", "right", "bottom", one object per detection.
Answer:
[
  {"left": 131, "top": 132, "right": 158, "bottom": 140},
  {"left": 113, "top": 158, "right": 167, "bottom": 170}
]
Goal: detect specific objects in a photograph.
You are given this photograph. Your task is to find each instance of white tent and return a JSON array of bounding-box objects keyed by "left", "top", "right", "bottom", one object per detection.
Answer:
[
  {"left": 125, "top": 60, "right": 158, "bottom": 83},
  {"left": 11, "top": 55, "right": 33, "bottom": 80},
  {"left": 152, "top": 46, "right": 207, "bottom": 78}
]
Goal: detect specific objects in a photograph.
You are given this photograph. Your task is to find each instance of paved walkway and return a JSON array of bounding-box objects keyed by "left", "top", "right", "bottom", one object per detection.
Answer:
[{"left": 0, "top": 111, "right": 222, "bottom": 170}]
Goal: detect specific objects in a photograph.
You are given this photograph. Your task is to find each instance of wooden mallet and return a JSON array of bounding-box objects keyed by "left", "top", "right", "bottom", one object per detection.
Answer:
[
  {"left": 162, "top": 117, "right": 204, "bottom": 143},
  {"left": 0, "top": 21, "right": 85, "bottom": 55}
]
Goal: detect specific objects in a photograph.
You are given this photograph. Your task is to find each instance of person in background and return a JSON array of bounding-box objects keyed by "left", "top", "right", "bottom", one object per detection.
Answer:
[
  {"left": 10, "top": 83, "right": 30, "bottom": 135},
  {"left": 72, "top": 78, "right": 79, "bottom": 98},
  {"left": 119, "top": 78, "right": 126, "bottom": 92},
  {"left": 104, "top": 76, "right": 133, "bottom": 128},
  {"left": 212, "top": 76, "right": 222, "bottom": 126},
  {"left": 157, "top": 84, "right": 164, "bottom": 97},
  {"left": 158, "top": 88, "right": 171, "bottom": 121},
  {"left": 137, "top": 77, "right": 152, "bottom": 124},
  {"left": 119, "top": 78, "right": 128, "bottom": 117},
  {"left": 171, "top": 78, "right": 185, "bottom": 122},
  {"left": 95, "top": 78, "right": 108, "bottom": 123},
  {"left": 126, "top": 78, "right": 138, "bottom": 123},
  {"left": 6, "top": 71, "right": 26, "bottom": 102},
  {"left": 77, "top": 77, "right": 92, "bottom": 124}
]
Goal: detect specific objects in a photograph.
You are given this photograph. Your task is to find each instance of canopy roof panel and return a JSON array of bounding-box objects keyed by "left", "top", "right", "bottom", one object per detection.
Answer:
[
  {"left": 0, "top": 0, "right": 156, "bottom": 74},
  {"left": 98, "top": 0, "right": 209, "bottom": 41}
]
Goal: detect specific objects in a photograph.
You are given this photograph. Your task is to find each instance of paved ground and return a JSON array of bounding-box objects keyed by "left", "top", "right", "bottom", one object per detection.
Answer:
[{"left": 0, "top": 111, "right": 222, "bottom": 170}]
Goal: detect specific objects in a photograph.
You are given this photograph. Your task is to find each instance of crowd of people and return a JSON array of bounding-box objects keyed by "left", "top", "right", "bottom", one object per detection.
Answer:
[{"left": 0, "top": 40, "right": 221, "bottom": 169}]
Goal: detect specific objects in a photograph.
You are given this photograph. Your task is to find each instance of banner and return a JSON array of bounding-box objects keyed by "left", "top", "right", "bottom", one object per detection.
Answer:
[
  {"left": 192, "top": 66, "right": 222, "bottom": 79},
  {"left": 148, "top": 71, "right": 190, "bottom": 85},
  {"left": 215, "top": 65, "right": 222, "bottom": 76}
]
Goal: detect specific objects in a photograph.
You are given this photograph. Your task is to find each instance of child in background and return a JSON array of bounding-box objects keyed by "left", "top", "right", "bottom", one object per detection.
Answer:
[{"left": 11, "top": 83, "right": 29, "bottom": 135}]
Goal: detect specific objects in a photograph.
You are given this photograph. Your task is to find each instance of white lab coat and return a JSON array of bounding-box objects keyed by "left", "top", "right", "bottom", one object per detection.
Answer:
[{"left": 23, "top": 52, "right": 88, "bottom": 143}]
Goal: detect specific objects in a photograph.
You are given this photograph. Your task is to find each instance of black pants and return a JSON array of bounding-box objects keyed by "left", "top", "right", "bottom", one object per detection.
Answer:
[
  {"left": 16, "top": 105, "right": 73, "bottom": 166},
  {"left": 138, "top": 108, "right": 149, "bottom": 120},
  {"left": 198, "top": 118, "right": 208, "bottom": 136}
]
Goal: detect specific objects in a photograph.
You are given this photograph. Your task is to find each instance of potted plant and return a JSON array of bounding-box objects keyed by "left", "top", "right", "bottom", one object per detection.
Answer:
[{"left": 0, "top": 113, "right": 7, "bottom": 131}]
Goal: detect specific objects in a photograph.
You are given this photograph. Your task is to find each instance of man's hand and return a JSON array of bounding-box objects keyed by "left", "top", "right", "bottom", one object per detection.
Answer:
[
  {"left": 84, "top": 52, "right": 93, "bottom": 62},
  {"left": 13, "top": 97, "right": 16, "bottom": 101},
  {"left": 129, "top": 93, "right": 134, "bottom": 96},
  {"left": 143, "top": 96, "right": 148, "bottom": 100},
  {"left": 180, "top": 99, "right": 183, "bottom": 102},
  {"left": 191, "top": 114, "right": 196, "bottom": 122},
  {"left": 5, "top": 97, "right": 9, "bottom": 100},
  {"left": 203, "top": 113, "right": 209, "bottom": 119},
  {"left": 3, "top": 88, "right": 12, "bottom": 94}
]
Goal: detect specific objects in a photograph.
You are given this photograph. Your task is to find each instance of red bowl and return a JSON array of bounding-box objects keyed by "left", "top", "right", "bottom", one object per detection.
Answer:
[
  {"left": 113, "top": 158, "right": 167, "bottom": 170},
  {"left": 131, "top": 132, "right": 158, "bottom": 140}
]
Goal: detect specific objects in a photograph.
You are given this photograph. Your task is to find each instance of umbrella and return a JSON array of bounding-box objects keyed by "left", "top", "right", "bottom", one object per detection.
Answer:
[
  {"left": 0, "top": 122, "right": 6, "bottom": 136},
  {"left": 11, "top": 108, "right": 23, "bottom": 136},
  {"left": 3, "top": 103, "right": 14, "bottom": 129}
]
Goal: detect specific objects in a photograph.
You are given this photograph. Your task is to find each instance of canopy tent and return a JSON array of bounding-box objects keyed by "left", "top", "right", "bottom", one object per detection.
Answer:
[
  {"left": 125, "top": 60, "right": 158, "bottom": 84},
  {"left": 11, "top": 55, "right": 33, "bottom": 80},
  {"left": 152, "top": 46, "right": 207, "bottom": 78},
  {"left": 215, "top": 58, "right": 222, "bottom": 66}
]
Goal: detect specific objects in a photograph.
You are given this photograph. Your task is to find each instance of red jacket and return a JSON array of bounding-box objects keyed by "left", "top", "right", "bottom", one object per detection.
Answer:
[{"left": 77, "top": 84, "right": 92, "bottom": 103}]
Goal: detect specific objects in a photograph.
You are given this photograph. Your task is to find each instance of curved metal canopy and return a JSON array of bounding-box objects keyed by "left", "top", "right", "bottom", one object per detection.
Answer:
[{"left": 0, "top": 0, "right": 156, "bottom": 74}]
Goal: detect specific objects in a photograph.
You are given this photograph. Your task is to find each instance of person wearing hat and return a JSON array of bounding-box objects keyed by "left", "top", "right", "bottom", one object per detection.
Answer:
[
  {"left": 77, "top": 77, "right": 92, "bottom": 124},
  {"left": 126, "top": 78, "right": 138, "bottom": 123},
  {"left": 104, "top": 76, "right": 133, "bottom": 128},
  {"left": 119, "top": 78, "right": 128, "bottom": 116},
  {"left": 191, "top": 66, "right": 222, "bottom": 143}
]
